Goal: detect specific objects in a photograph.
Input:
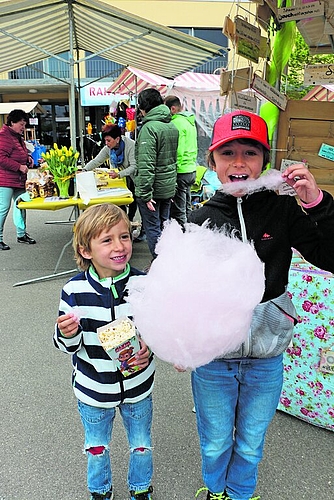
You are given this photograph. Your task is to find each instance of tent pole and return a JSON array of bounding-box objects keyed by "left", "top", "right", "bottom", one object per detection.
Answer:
[
  {"left": 135, "top": 75, "right": 138, "bottom": 140},
  {"left": 76, "top": 48, "right": 85, "bottom": 166},
  {"left": 68, "top": 1, "right": 77, "bottom": 150}
]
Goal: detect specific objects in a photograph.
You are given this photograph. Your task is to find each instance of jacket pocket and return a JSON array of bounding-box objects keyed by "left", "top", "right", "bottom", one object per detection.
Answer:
[{"left": 249, "top": 291, "right": 297, "bottom": 358}]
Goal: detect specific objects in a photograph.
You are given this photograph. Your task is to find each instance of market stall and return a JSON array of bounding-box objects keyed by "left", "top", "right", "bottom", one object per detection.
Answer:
[{"left": 108, "top": 67, "right": 225, "bottom": 164}]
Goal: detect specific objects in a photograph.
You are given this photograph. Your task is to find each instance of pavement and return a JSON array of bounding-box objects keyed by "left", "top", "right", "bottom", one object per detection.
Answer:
[{"left": 0, "top": 206, "right": 333, "bottom": 500}]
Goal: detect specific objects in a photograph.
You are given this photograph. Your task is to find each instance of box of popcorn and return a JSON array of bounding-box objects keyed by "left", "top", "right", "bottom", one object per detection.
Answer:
[{"left": 97, "top": 317, "right": 142, "bottom": 377}]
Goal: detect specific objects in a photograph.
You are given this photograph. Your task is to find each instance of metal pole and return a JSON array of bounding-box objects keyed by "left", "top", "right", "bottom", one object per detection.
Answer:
[
  {"left": 68, "top": 1, "right": 77, "bottom": 149},
  {"left": 135, "top": 75, "right": 138, "bottom": 140},
  {"left": 76, "top": 49, "right": 85, "bottom": 166}
]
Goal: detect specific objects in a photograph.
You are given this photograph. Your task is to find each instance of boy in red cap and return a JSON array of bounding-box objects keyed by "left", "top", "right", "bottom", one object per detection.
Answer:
[{"left": 189, "top": 110, "right": 334, "bottom": 500}]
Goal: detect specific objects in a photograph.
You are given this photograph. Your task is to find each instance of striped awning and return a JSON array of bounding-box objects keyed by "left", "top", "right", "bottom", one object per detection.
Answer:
[
  {"left": 0, "top": 0, "right": 225, "bottom": 78},
  {"left": 108, "top": 66, "right": 173, "bottom": 95},
  {"left": 174, "top": 72, "right": 220, "bottom": 91},
  {"left": 303, "top": 85, "right": 334, "bottom": 101},
  {"left": 108, "top": 66, "right": 221, "bottom": 96}
]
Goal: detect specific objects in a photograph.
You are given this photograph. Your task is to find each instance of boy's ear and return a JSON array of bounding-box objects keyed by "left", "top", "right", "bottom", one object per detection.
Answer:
[
  {"left": 211, "top": 164, "right": 217, "bottom": 172},
  {"left": 78, "top": 245, "right": 92, "bottom": 259}
]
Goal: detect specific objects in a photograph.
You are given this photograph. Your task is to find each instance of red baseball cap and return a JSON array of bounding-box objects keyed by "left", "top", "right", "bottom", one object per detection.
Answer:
[{"left": 209, "top": 110, "right": 270, "bottom": 151}]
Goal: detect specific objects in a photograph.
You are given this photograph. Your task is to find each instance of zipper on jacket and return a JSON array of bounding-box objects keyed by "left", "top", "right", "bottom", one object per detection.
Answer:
[
  {"left": 237, "top": 197, "right": 248, "bottom": 243},
  {"left": 237, "top": 197, "right": 251, "bottom": 356}
]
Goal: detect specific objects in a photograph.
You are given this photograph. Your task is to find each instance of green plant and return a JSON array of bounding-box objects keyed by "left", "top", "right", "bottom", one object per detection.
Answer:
[{"left": 41, "top": 143, "right": 79, "bottom": 182}]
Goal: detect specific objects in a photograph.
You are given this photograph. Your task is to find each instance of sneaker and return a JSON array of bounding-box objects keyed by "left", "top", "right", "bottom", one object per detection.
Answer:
[
  {"left": 17, "top": 233, "right": 36, "bottom": 244},
  {"left": 0, "top": 241, "right": 10, "bottom": 250},
  {"left": 90, "top": 489, "right": 114, "bottom": 500},
  {"left": 195, "top": 488, "right": 227, "bottom": 499},
  {"left": 207, "top": 493, "right": 260, "bottom": 500},
  {"left": 129, "top": 485, "right": 153, "bottom": 500},
  {"left": 206, "top": 492, "right": 228, "bottom": 500}
]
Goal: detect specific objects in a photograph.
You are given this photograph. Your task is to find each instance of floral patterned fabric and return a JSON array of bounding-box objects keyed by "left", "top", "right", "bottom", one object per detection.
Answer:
[{"left": 278, "top": 251, "right": 334, "bottom": 431}]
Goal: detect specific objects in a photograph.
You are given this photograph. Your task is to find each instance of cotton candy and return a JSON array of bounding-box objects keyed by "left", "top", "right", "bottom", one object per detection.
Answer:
[
  {"left": 220, "top": 168, "right": 284, "bottom": 196},
  {"left": 126, "top": 220, "right": 265, "bottom": 369}
]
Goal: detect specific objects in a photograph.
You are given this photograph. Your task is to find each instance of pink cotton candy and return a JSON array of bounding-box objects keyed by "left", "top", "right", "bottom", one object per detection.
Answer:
[{"left": 126, "top": 220, "right": 265, "bottom": 369}]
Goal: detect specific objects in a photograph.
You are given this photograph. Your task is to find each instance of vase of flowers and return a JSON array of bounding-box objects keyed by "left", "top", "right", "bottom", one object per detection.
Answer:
[{"left": 41, "top": 144, "right": 80, "bottom": 198}]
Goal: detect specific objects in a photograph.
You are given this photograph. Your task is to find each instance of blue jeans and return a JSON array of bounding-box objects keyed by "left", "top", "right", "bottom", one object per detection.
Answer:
[
  {"left": 78, "top": 395, "right": 153, "bottom": 495},
  {"left": 136, "top": 197, "right": 171, "bottom": 258},
  {"left": 191, "top": 355, "right": 283, "bottom": 500},
  {"left": 0, "top": 186, "right": 26, "bottom": 240},
  {"left": 170, "top": 171, "right": 196, "bottom": 226}
]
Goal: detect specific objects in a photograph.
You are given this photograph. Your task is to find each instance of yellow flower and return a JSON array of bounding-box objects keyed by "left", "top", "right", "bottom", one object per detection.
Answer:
[{"left": 39, "top": 143, "right": 79, "bottom": 182}]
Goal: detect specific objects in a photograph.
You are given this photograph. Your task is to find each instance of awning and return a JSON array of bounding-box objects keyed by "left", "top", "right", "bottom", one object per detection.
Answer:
[
  {"left": 302, "top": 85, "right": 334, "bottom": 101},
  {"left": 0, "top": 0, "right": 225, "bottom": 78},
  {"left": 173, "top": 72, "right": 220, "bottom": 91},
  {"left": 107, "top": 67, "right": 221, "bottom": 96},
  {"left": 0, "top": 101, "right": 46, "bottom": 114},
  {"left": 108, "top": 66, "right": 173, "bottom": 95},
  {"left": 107, "top": 65, "right": 224, "bottom": 143},
  {"left": 0, "top": 0, "right": 225, "bottom": 148}
]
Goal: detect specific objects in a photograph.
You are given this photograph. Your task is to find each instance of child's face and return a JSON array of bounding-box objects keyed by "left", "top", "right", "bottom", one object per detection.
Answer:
[
  {"left": 79, "top": 219, "right": 132, "bottom": 278},
  {"left": 212, "top": 140, "right": 264, "bottom": 195}
]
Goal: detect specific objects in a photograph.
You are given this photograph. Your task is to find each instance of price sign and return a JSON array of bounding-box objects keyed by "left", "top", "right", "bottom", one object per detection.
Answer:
[
  {"left": 277, "top": 1, "right": 323, "bottom": 23},
  {"left": 318, "top": 143, "right": 334, "bottom": 162},
  {"left": 230, "top": 92, "right": 257, "bottom": 113},
  {"left": 304, "top": 64, "right": 334, "bottom": 85},
  {"left": 251, "top": 74, "right": 288, "bottom": 110},
  {"left": 235, "top": 18, "right": 261, "bottom": 63}
]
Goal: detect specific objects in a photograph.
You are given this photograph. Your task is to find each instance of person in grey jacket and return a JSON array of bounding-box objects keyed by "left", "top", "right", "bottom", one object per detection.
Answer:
[
  {"left": 84, "top": 124, "right": 137, "bottom": 221},
  {"left": 135, "top": 88, "right": 178, "bottom": 259}
]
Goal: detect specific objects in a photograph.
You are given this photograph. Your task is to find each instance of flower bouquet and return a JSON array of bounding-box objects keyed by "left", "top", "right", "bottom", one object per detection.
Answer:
[{"left": 41, "top": 144, "right": 80, "bottom": 198}]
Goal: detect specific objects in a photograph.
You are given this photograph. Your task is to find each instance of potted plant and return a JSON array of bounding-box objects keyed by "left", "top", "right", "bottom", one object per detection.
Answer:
[{"left": 41, "top": 144, "right": 80, "bottom": 198}]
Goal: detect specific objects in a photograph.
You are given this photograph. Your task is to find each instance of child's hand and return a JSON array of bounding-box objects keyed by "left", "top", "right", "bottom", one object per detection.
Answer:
[
  {"left": 174, "top": 364, "right": 187, "bottom": 372},
  {"left": 132, "top": 338, "right": 151, "bottom": 369},
  {"left": 282, "top": 163, "right": 320, "bottom": 204},
  {"left": 57, "top": 312, "right": 80, "bottom": 338}
]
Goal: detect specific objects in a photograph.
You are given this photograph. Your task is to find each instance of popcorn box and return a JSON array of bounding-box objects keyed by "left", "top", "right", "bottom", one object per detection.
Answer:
[{"left": 97, "top": 317, "right": 142, "bottom": 377}]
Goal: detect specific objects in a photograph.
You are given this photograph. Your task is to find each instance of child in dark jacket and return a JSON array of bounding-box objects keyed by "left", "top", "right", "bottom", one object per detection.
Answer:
[
  {"left": 189, "top": 110, "right": 334, "bottom": 500},
  {"left": 54, "top": 203, "right": 155, "bottom": 500}
]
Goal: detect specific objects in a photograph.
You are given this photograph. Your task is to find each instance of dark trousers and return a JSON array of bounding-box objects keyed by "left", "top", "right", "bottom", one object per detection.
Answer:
[
  {"left": 170, "top": 171, "right": 196, "bottom": 226},
  {"left": 136, "top": 197, "right": 171, "bottom": 258}
]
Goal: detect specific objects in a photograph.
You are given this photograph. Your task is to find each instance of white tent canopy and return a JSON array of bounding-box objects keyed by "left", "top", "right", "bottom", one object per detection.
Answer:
[
  {"left": 0, "top": 101, "right": 45, "bottom": 115},
  {"left": 0, "top": 0, "right": 225, "bottom": 147},
  {"left": 0, "top": 0, "right": 224, "bottom": 77}
]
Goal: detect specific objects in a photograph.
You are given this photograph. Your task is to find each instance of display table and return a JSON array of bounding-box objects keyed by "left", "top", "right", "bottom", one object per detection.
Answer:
[
  {"left": 17, "top": 177, "right": 133, "bottom": 211},
  {"left": 14, "top": 178, "right": 133, "bottom": 287}
]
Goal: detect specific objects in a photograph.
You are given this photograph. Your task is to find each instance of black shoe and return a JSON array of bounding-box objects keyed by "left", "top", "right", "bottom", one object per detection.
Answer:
[
  {"left": 90, "top": 489, "right": 114, "bottom": 500},
  {"left": 17, "top": 233, "right": 36, "bottom": 244},
  {"left": 134, "top": 234, "right": 147, "bottom": 243},
  {"left": 129, "top": 486, "right": 153, "bottom": 500},
  {"left": 0, "top": 241, "right": 10, "bottom": 250}
]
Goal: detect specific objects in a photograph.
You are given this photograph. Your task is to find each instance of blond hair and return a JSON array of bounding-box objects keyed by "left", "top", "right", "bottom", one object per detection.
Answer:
[{"left": 73, "top": 204, "right": 132, "bottom": 270}]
